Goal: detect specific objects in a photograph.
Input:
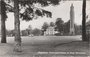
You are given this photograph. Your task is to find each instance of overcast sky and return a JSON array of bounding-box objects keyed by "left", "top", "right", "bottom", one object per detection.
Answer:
[{"left": 6, "top": 1, "right": 90, "bottom": 30}]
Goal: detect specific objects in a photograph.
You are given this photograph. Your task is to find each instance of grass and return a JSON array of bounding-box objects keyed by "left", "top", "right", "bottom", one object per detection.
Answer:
[{"left": 0, "top": 36, "right": 89, "bottom": 57}]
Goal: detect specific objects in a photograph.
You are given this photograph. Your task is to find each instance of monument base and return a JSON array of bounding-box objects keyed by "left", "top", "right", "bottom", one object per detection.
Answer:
[{"left": 69, "top": 28, "right": 75, "bottom": 35}]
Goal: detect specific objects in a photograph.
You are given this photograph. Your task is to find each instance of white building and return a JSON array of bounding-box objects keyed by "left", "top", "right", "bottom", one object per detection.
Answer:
[{"left": 44, "top": 26, "right": 57, "bottom": 36}]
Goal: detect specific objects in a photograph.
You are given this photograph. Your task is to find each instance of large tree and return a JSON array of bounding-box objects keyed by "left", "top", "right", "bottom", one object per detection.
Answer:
[
  {"left": 0, "top": 0, "right": 14, "bottom": 43},
  {"left": 0, "top": 0, "right": 7, "bottom": 43},
  {"left": 50, "top": 22, "right": 55, "bottom": 27},
  {"left": 42, "top": 22, "right": 49, "bottom": 35},
  {"left": 63, "top": 20, "right": 70, "bottom": 35},
  {"left": 42, "top": 22, "right": 49, "bottom": 31},
  {"left": 32, "top": 28, "right": 42, "bottom": 36},
  {"left": 55, "top": 18, "right": 64, "bottom": 33},
  {"left": 14, "top": 0, "right": 22, "bottom": 52},
  {"left": 82, "top": 0, "right": 87, "bottom": 41},
  {"left": 13, "top": 0, "right": 61, "bottom": 52}
]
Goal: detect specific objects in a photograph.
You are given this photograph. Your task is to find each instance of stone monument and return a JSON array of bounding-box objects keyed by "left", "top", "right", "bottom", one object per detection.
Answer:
[{"left": 70, "top": 4, "right": 75, "bottom": 35}]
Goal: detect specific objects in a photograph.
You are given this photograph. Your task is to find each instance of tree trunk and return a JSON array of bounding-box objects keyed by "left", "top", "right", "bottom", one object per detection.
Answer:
[
  {"left": 14, "top": 0, "right": 22, "bottom": 52},
  {"left": 1, "top": 16, "right": 6, "bottom": 43},
  {"left": 1, "top": 0, "right": 6, "bottom": 43},
  {"left": 82, "top": 0, "right": 87, "bottom": 41}
]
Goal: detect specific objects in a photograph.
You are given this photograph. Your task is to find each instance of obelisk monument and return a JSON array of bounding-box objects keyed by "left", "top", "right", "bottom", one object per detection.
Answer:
[{"left": 70, "top": 4, "right": 75, "bottom": 35}]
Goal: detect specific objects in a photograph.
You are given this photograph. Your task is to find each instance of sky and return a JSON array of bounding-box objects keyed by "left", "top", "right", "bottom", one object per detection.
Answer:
[{"left": 5, "top": 1, "right": 90, "bottom": 30}]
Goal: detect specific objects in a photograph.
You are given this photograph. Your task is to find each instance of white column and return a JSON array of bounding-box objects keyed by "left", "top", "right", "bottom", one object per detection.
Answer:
[{"left": 70, "top": 4, "right": 75, "bottom": 35}]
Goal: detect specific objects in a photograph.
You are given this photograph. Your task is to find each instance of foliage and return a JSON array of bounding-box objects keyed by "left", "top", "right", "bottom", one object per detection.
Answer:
[
  {"left": 50, "top": 22, "right": 55, "bottom": 27},
  {"left": 6, "top": 0, "right": 61, "bottom": 21},
  {"left": 18, "top": 0, "right": 60, "bottom": 6},
  {"left": 21, "top": 28, "right": 42, "bottom": 36},
  {"left": 63, "top": 20, "right": 82, "bottom": 35},
  {"left": 6, "top": 30, "right": 15, "bottom": 36},
  {"left": 21, "top": 25, "right": 32, "bottom": 36},
  {"left": 21, "top": 30, "right": 29, "bottom": 36},
  {"left": 32, "top": 28, "right": 42, "bottom": 36},
  {"left": 55, "top": 18, "right": 64, "bottom": 33},
  {"left": 74, "top": 24, "right": 82, "bottom": 35},
  {"left": 42, "top": 22, "right": 49, "bottom": 31},
  {"left": 63, "top": 20, "right": 70, "bottom": 34},
  {"left": 1, "top": 0, "right": 7, "bottom": 21},
  {"left": 41, "top": 22, "right": 49, "bottom": 35}
]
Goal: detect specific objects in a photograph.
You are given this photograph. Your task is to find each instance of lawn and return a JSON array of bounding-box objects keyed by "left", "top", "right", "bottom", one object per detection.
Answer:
[{"left": 0, "top": 36, "right": 89, "bottom": 57}]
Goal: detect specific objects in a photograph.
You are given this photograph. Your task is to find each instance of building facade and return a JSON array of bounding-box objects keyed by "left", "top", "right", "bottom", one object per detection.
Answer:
[{"left": 44, "top": 26, "right": 56, "bottom": 36}]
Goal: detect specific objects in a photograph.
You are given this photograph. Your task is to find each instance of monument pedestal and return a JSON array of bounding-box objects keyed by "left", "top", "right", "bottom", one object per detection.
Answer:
[{"left": 70, "top": 28, "right": 75, "bottom": 35}]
